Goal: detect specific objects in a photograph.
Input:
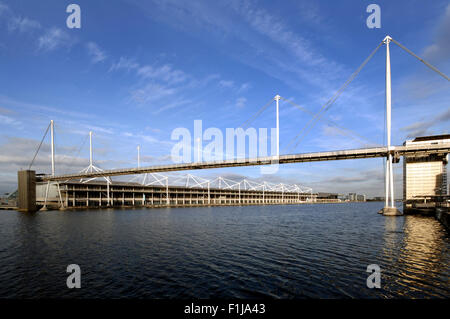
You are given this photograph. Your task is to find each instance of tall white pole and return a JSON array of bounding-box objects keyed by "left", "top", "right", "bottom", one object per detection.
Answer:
[
  {"left": 384, "top": 35, "right": 393, "bottom": 208},
  {"left": 89, "top": 131, "right": 93, "bottom": 172},
  {"left": 196, "top": 137, "right": 201, "bottom": 162},
  {"left": 263, "top": 183, "right": 265, "bottom": 204},
  {"left": 385, "top": 158, "right": 389, "bottom": 207},
  {"left": 385, "top": 36, "right": 392, "bottom": 149},
  {"left": 50, "top": 120, "right": 55, "bottom": 176},
  {"left": 137, "top": 145, "right": 140, "bottom": 168},
  {"left": 107, "top": 181, "right": 110, "bottom": 206},
  {"left": 238, "top": 182, "right": 241, "bottom": 204},
  {"left": 166, "top": 178, "right": 169, "bottom": 205},
  {"left": 389, "top": 154, "right": 394, "bottom": 207},
  {"left": 275, "top": 95, "right": 280, "bottom": 157},
  {"left": 208, "top": 181, "right": 210, "bottom": 204}
]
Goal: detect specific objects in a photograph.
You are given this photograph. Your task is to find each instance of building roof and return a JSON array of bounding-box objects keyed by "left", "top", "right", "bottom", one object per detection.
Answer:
[
  {"left": 317, "top": 192, "right": 338, "bottom": 197},
  {"left": 412, "top": 134, "right": 450, "bottom": 142}
]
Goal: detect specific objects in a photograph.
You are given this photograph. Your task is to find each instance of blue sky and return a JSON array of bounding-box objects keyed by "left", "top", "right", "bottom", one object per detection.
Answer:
[{"left": 0, "top": 0, "right": 449, "bottom": 196}]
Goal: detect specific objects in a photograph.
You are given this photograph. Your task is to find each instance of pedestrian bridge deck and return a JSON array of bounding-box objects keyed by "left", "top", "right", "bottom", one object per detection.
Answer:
[{"left": 39, "top": 143, "right": 450, "bottom": 182}]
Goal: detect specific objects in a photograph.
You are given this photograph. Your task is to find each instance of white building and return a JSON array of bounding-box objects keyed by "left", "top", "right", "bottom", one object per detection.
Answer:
[{"left": 403, "top": 135, "right": 449, "bottom": 201}]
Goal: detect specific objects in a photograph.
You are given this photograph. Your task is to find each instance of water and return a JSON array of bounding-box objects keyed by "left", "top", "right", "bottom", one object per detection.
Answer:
[{"left": 0, "top": 202, "right": 448, "bottom": 298}]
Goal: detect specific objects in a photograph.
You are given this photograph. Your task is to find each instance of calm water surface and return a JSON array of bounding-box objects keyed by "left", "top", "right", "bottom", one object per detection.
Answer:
[{"left": 0, "top": 202, "right": 448, "bottom": 298}]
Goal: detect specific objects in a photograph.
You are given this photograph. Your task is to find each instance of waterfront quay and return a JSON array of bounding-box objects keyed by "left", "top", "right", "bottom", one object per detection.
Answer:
[{"left": 37, "top": 181, "right": 317, "bottom": 210}]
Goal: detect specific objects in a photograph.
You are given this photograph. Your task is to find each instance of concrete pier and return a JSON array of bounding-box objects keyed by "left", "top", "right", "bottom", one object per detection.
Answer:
[
  {"left": 436, "top": 205, "right": 450, "bottom": 231},
  {"left": 17, "top": 170, "right": 37, "bottom": 212},
  {"left": 378, "top": 207, "right": 402, "bottom": 216}
]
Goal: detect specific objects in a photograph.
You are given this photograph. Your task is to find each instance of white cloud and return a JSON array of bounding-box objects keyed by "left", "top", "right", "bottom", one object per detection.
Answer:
[
  {"left": 130, "top": 83, "right": 176, "bottom": 104},
  {"left": 0, "top": 3, "right": 40, "bottom": 35},
  {"left": 86, "top": 41, "right": 107, "bottom": 63},
  {"left": 110, "top": 58, "right": 189, "bottom": 88},
  {"left": 85, "top": 125, "right": 114, "bottom": 135},
  {"left": 129, "top": 0, "right": 346, "bottom": 92},
  {"left": 295, "top": 2, "right": 325, "bottom": 26},
  {"left": 236, "top": 97, "right": 247, "bottom": 108},
  {"left": 154, "top": 98, "right": 192, "bottom": 114},
  {"left": 0, "top": 136, "right": 125, "bottom": 193},
  {"left": 109, "top": 56, "right": 139, "bottom": 72},
  {"left": 145, "top": 126, "right": 162, "bottom": 133},
  {"left": 237, "top": 4, "right": 316, "bottom": 65},
  {"left": 0, "top": 95, "right": 93, "bottom": 120},
  {"left": 0, "top": 106, "right": 13, "bottom": 114},
  {"left": 400, "top": 108, "right": 450, "bottom": 138},
  {"left": 0, "top": 114, "right": 22, "bottom": 128},
  {"left": 109, "top": 56, "right": 202, "bottom": 110},
  {"left": 0, "top": 2, "right": 10, "bottom": 17},
  {"left": 7, "top": 16, "right": 41, "bottom": 33},
  {"left": 217, "top": 79, "right": 252, "bottom": 94},
  {"left": 122, "top": 131, "right": 173, "bottom": 146},
  {"left": 228, "top": 1, "right": 347, "bottom": 93},
  {"left": 137, "top": 64, "right": 188, "bottom": 84},
  {"left": 321, "top": 125, "right": 345, "bottom": 137},
  {"left": 238, "top": 82, "right": 251, "bottom": 93},
  {"left": 219, "top": 80, "right": 234, "bottom": 88},
  {"left": 37, "top": 27, "right": 73, "bottom": 52},
  {"left": 423, "top": 4, "right": 450, "bottom": 63}
]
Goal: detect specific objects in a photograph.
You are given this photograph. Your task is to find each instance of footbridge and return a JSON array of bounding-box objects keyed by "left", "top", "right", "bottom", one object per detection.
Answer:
[
  {"left": 39, "top": 143, "right": 450, "bottom": 182},
  {"left": 16, "top": 35, "right": 449, "bottom": 214}
]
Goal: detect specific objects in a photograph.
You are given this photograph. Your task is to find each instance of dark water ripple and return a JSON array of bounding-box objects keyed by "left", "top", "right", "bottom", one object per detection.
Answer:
[{"left": 0, "top": 202, "right": 448, "bottom": 298}]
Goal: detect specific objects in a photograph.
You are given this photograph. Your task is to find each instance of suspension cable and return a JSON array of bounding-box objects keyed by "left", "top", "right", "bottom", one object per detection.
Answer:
[
  {"left": 391, "top": 38, "right": 449, "bottom": 81},
  {"left": 238, "top": 97, "right": 274, "bottom": 130},
  {"left": 28, "top": 122, "right": 51, "bottom": 169},
  {"left": 64, "top": 133, "right": 90, "bottom": 174},
  {"left": 285, "top": 41, "right": 384, "bottom": 152},
  {"left": 280, "top": 96, "right": 381, "bottom": 149}
]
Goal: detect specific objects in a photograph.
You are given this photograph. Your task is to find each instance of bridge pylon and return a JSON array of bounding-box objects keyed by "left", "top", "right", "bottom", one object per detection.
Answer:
[
  {"left": 379, "top": 35, "right": 401, "bottom": 216},
  {"left": 79, "top": 131, "right": 112, "bottom": 184}
]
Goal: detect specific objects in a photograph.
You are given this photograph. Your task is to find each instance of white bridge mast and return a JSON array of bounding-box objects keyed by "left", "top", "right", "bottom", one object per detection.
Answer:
[
  {"left": 274, "top": 94, "right": 280, "bottom": 157},
  {"left": 80, "top": 130, "right": 111, "bottom": 185},
  {"left": 381, "top": 35, "right": 401, "bottom": 216}
]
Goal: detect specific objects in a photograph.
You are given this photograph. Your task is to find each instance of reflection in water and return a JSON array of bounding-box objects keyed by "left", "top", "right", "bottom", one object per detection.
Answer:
[
  {"left": 0, "top": 202, "right": 448, "bottom": 298},
  {"left": 397, "top": 216, "right": 449, "bottom": 297},
  {"left": 383, "top": 215, "right": 403, "bottom": 261},
  {"left": 381, "top": 216, "right": 403, "bottom": 298},
  {"left": 381, "top": 214, "right": 449, "bottom": 298}
]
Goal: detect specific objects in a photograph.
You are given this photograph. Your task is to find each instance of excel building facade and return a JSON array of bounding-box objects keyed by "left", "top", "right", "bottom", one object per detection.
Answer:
[{"left": 403, "top": 135, "right": 449, "bottom": 211}]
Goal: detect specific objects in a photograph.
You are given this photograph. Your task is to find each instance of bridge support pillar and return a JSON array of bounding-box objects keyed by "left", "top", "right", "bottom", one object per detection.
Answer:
[
  {"left": 379, "top": 36, "right": 402, "bottom": 216},
  {"left": 379, "top": 206, "right": 402, "bottom": 216},
  {"left": 17, "top": 170, "right": 37, "bottom": 212},
  {"left": 378, "top": 155, "right": 402, "bottom": 216}
]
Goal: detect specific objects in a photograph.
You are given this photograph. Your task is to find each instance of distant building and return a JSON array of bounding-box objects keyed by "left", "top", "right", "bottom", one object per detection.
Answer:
[
  {"left": 317, "top": 192, "right": 339, "bottom": 200},
  {"left": 348, "top": 193, "right": 356, "bottom": 201},
  {"left": 0, "top": 191, "right": 17, "bottom": 207},
  {"left": 356, "top": 194, "right": 366, "bottom": 202}
]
